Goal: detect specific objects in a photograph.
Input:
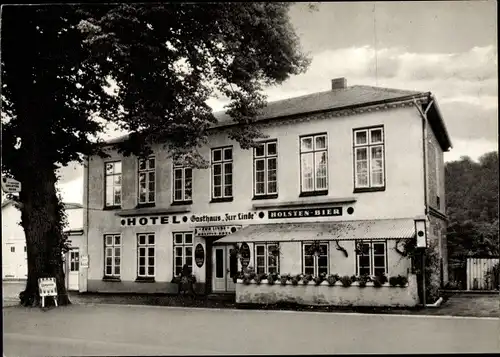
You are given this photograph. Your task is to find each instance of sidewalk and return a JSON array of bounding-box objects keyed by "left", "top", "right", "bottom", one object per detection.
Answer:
[{"left": 4, "top": 281, "right": 499, "bottom": 318}]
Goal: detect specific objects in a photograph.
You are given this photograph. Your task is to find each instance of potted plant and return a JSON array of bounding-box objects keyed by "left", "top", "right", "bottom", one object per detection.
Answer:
[
  {"left": 372, "top": 274, "right": 388, "bottom": 287},
  {"left": 327, "top": 274, "right": 340, "bottom": 286},
  {"left": 280, "top": 274, "right": 290, "bottom": 286},
  {"left": 389, "top": 276, "right": 399, "bottom": 287},
  {"left": 340, "top": 275, "right": 352, "bottom": 287},
  {"left": 398, "top": 275, "right": 408, "bottom": 287},
  {"left": 267, "top": 272, "right": 279, "bottom": 285},
  {"left": 302, "top": 274, "right": 313, "bottom": 285},
  {"left": 358, "top": 274, "right": 369, "bottom": 288},
  {"left": 291, "top": 274, "right": 301, "bottom": 286}
]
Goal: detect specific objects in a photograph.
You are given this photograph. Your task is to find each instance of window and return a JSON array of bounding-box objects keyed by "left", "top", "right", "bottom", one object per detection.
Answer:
[
  {"left": 353, "top": 127, "right": 385, "bottom": 190},
  {"left": 356, "top": 241, "right": 387, "bottom": 276},
  {"left": 300, "top": 134, "right": 328, "bottom": 194},
  {"left": 105, "top": 161, "right": 122, "bottom": 207},
  {"left": 24, "top": 246, "right": 27, "bottom": 252},
  {"left": 104, "top": 234, "right": 121, "bottom": 278},
  {"left": 10, "top": 246, "right": 15, "bottom": 253},
  {"left": 254, "top": 243, "right": 279, "bottom": 274},
  {"left": 137, "top": 233, "right": 155, "bottom": 278},
  {"left": 173, "top": 164, "right": 193, "bottom": 203},
  {"left": 211, "top": 147, "right": 233, "bottom": 200},
  {"left": 138, "top": 157, "right": 155, "bottom": 204},
  {"left": 302, "top": 243, "right": 329, "bottom": 275},
  {"left": 173, "top": 232, "right": 193, "bottom": 276},
  {"left": 70, "top": 251, "right": 80, "bottom": 272},
  {"left": 254, "top": 141, "right": 278, "bottom": 197}
]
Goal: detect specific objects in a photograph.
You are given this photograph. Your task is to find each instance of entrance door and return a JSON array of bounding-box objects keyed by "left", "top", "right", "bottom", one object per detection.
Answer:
[
  {"left": 67, "top": 249, "right": 79, "bottom": 291},
  {"left": 212, "top": 246, "right": 237, "bottom": 293}
]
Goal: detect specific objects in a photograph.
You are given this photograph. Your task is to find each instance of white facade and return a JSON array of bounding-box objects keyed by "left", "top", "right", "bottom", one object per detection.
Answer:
[{"left": 1, "top": 200, "right": 84, "bottom": 290}]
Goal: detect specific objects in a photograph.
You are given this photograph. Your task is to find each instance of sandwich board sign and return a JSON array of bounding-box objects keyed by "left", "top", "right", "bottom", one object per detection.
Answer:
[
  {"left": 38, "top": 277, "right": 58, "bottom": 308},
  {"left": 1, "top": 177, "right": 21, "bottom": 193}
]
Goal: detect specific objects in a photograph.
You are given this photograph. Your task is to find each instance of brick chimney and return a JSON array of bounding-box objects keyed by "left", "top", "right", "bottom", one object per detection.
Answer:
[{"left": 331, "top": 77, "right": 347, "bottom": 90}]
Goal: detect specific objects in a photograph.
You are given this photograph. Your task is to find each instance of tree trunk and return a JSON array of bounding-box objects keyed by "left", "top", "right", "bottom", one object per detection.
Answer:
[{"left": 15, "top": 140, "right": 71, "bottom": 307}]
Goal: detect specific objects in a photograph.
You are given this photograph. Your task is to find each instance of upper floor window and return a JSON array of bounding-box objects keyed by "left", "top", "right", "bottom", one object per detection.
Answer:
[
  {"left": 212, "top": 147, "right": 233, "bottom": 200},
  {"left": 138, "top": 157, "right": 155, "bottom": 205},
  {"left": 254, "top": 140, "right": 278, "bottom": 198},
  {"left": 173, "top": 164, "right": 192, "bottom": 203},
  {"left": 353, "top": 127, "right": 385, "bottom": 191},
  {"left": 300, "top": 134, "right": 328, "bottom": 195},
  {"left": 105, "top": 161, "right": 122, "bottom": 207}
]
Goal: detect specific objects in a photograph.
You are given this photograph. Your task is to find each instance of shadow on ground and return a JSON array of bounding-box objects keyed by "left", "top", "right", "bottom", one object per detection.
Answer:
[{"left": 4, "top": 281, "right": 498, "bottom": 318}]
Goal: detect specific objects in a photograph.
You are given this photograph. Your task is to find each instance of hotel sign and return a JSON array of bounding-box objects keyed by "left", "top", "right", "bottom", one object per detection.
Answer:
[
  {"left": 268, "top": 207, "right": 342, "bottom": 219},
  {"left": 195, "top": 225, "right": 242, "bottom": 237}
]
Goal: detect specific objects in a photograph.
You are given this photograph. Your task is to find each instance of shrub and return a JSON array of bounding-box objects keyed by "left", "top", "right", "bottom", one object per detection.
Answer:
[
  {"left": 340, "top": 275, "right": 352, "bottom": 287},
  {"left": 389, "top": 276, "right": 399, "bottom": 287}
]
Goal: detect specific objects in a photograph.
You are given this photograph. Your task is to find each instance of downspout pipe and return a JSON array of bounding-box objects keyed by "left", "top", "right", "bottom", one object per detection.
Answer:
[{"left": 412, "top": 96, "right": 435, "bottom": 308}]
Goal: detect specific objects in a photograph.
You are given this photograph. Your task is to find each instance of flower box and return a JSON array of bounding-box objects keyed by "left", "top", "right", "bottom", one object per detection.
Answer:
[{"left": 236, "top": 274, "right": 418, "bottom": 307}]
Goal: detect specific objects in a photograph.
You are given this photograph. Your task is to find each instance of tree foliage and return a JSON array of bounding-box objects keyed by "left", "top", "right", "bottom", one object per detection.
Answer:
[
  {"left": 1, "top": 3, "right": 310, "bottom": 306},
  {"left": 445, "top": 152, "right": 499, "bottom": 257}
]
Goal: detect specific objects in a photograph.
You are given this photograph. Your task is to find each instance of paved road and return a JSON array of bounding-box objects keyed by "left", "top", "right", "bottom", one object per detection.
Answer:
[{"left": 3, "top": 304, "right": 499, "bottom": 355}]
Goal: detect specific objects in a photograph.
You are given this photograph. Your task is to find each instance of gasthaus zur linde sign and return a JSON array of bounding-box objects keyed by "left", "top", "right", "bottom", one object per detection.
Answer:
[{"left": 119, "top": 207, "right": 343, "bottom": 227}]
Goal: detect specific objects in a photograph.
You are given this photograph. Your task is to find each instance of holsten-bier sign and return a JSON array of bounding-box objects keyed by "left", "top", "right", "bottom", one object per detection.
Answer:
[{"left": 120, "top": 206, "right": 343, "bottom": 227}]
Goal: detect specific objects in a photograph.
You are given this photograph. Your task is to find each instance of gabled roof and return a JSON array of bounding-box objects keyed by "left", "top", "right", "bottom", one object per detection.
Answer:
[{"left": 103, "top": 83, "right": 452, "bottom": 151}]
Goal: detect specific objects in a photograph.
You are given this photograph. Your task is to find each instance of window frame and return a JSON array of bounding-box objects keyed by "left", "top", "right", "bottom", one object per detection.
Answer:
[
  {"left": 211, "top": 146, "right": 233, "bottom": 202},
  {"left": 137, "top": 233, "right": 156, "bottom": 280},
  {"left": 173, "top": 232, "right": 194, "bottom": 276},
  {"left": 253, "top": 139, "right": 278, "bottom": 199},
  {"left": 104, "top": 161, "right": 122, "bottom": 208},
  {"left": 353, "top": 126, "right": 386, "bottom": 192},
  {"left": 254, "top": 243, "right": 280, "bottom": 274},
  {"left": 355, "top": 240, "right": 388, "bottom": 277},
  {"left": 299, "top": 133, "right": 328, "bottom": 197},
  {"left": 103, "top": 233, "right": 121, "bottom": 279},
  {"left": 137, "top": 156, "right": 156, "bottom": 206},
  {"left": 172, "top": 163, "right": 193, "bottom": 205},
  {"left": 301, "top": 242, "right": 329, "bottom": 276}
]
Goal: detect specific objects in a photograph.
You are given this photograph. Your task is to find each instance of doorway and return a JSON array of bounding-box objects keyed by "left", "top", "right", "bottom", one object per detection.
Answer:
[
  {"left": 212, "top": 245, "right": 238, "bottom": 293},
  {"left": 67, "top": 248, "right": 80, "bottom": 291}
]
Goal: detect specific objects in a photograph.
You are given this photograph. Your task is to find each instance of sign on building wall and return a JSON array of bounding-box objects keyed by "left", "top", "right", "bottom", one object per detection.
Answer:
[
  {"left": 194, "top": 244, "right": 205, "bottom": 268},
  {"left": 268, "top": 207, "right": 342, "bottom": 219},
  {"left": 195, "top": 225, "right": 242, "bottom": 237},
  {"left": 239, "top": 242, "right": 251, "bottom": 268},
  {"left": 119, "top": 206, "right": 345, "bottom": 227},
  {"left": 80, "top": 255, "right": 89, "bottom": 268}
]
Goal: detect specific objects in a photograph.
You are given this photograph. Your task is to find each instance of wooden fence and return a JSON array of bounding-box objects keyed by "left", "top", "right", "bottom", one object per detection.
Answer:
[{"left": 466, "top": 257, "right": 499, "bottom": 291}]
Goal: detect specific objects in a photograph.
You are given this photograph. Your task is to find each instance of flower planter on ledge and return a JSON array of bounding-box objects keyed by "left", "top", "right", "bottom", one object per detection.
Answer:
[{"left": 236, "top": 274, "right": 418, "bottom": 307}]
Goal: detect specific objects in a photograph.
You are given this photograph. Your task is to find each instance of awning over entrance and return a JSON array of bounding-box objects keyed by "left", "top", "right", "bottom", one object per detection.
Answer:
[{"left": 213, "top": 218, "right": 416, "bottom": 244}]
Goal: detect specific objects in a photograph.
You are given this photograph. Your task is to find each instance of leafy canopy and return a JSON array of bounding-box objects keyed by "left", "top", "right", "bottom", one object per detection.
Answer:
[{"left": 2, "top": 3, "right": 309, "bottom": 174}]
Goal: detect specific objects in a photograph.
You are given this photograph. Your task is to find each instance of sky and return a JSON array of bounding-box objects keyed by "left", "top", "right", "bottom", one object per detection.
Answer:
[{"left": 56, "top": 1, "right": 498, "bottom": 204}]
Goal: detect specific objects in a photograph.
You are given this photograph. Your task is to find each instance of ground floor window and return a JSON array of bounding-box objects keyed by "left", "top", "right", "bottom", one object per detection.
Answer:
[
  {"left": 254, "top": 243, "right": 279, "bottom": 274},
  {"left": 356, "top": 240, "right": 387, "bottom": 276},
  {"left": 104, "top": 234, "right": 121, "bottom": 278},
  {"left": 137, "top": 233, "right": 155, "bottom": 278},
  {"left": 173, "top": 232, "right": 193, "bottom": 276},
  {"left": 302, "top": 242, "right": 329, "bottom": 276}
]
